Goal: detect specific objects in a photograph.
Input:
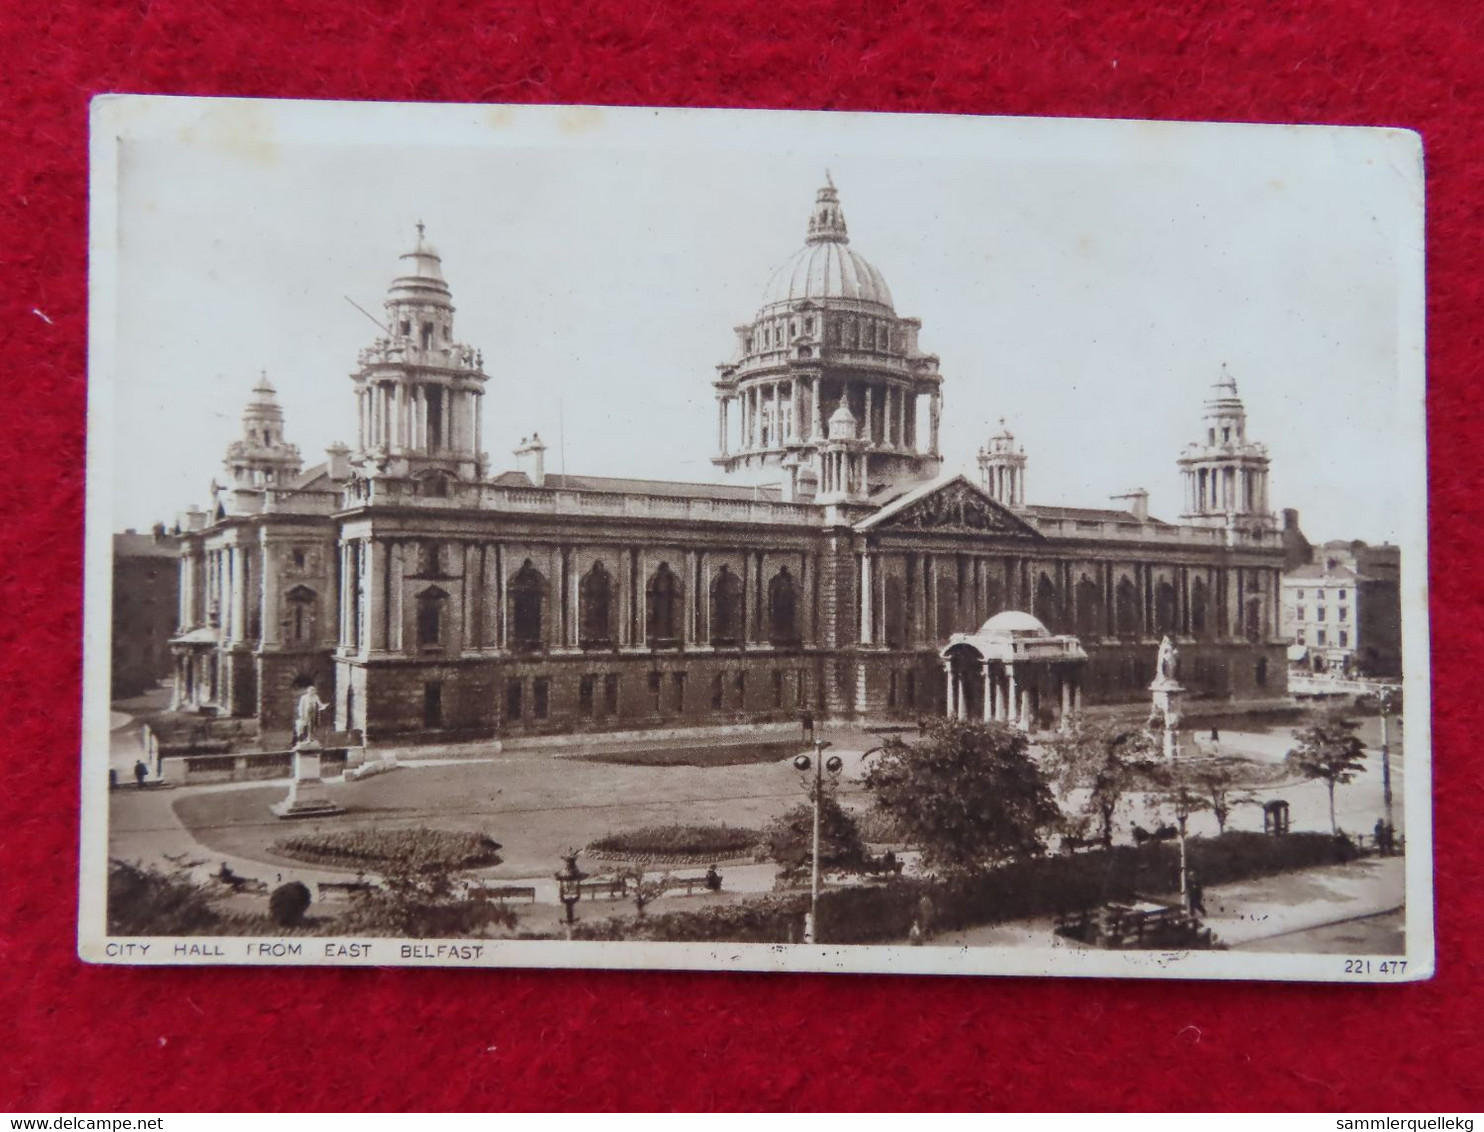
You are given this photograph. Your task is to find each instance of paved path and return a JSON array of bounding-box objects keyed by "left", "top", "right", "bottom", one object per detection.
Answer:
[{"left": 928, "top": 855, "right": 1406, "bottom": 952}]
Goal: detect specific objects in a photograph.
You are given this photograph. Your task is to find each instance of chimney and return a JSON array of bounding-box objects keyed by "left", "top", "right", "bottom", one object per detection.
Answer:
[
  {"left": 1112, "top": 489, "right": 1149, "bottom": 522},
  {"left": 514, "top": 433, "right": 547, "bottom": 488},
  {"left": 325, "top": 442, "right": 351, "bottom": 481}
]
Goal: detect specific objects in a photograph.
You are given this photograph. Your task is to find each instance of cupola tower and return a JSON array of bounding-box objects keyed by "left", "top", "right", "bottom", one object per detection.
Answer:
[
  {"left": 350, "top": 224, "right": 490, "bottom": 490},
  {"left": 1177, "top": 366, "right": 1274, "bottom": 533},
  {"left": 977, "top": 419, "right": 1027, "bottom": 508},
  {"left": 219, "top": 373, "right": 304, "bottom": 513}
]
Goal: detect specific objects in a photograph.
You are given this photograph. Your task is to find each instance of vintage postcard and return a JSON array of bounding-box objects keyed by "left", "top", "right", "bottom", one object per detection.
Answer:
[{"left": 82, "top": 97, "right": 1431, "bottom": 980}]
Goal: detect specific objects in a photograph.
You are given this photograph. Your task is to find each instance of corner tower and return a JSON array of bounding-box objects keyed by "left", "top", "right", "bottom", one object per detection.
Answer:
[
  {"left": 977, "top": 419, "right": 1027, "bottom": 508},
  {"left": 350, "top": 224, "right": 489, "bottom": 489},
  {"left": 1177, "top": 366, "right": 1274, "bottom": 533},
  {"left": 218, "top": 373, "right": 304, "bottom": 514},
  {"left": 712, "top": 176, "right": 944, "bottom": 499}
]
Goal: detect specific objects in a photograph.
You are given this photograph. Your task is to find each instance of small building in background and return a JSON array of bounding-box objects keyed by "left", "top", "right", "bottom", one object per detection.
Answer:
[
  {"left": 112, "top": 526, "right": 180, "bottom": 699},
  {"left": 1281, "top": 539, "right": 1401, "bottom": 677}
]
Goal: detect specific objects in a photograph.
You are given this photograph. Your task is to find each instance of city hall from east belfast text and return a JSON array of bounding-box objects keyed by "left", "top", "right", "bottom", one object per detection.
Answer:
[{"left": 167, "top": 179, "right": 1300, "bottom": 746}]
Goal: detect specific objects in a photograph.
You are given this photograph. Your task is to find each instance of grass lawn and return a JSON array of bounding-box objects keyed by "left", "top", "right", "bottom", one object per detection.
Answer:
[
  {"left": 173, "top": 746, "right": 819, "bottom": 878},
  {"left": 572, "top": 739, "right": 803, "bottom": 768}
]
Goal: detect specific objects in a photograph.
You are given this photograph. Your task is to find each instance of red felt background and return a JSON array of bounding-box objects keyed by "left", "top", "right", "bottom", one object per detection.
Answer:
[{"left": 2, "top": 0, "right": 1481, "bottom": 1113}]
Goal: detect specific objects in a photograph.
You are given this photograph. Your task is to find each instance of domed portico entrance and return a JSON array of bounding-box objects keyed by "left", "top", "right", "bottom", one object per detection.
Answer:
[{"left": 940, "top": 611, "right": 1088, "bottom": 732}]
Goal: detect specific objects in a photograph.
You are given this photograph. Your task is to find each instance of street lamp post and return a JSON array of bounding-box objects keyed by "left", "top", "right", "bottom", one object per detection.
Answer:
[
  {"left": 555, "top": 851, "right": 588, "bottom": 935},
  {"left": 1377, "top": 684, "right": 1398, "bottom": 839},
  {"left": 792, "top": 739, "right": 843, "bottom": 943}
]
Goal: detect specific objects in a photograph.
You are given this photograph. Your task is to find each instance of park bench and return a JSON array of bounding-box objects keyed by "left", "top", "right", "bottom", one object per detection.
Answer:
[
  {"left": 666, "top": 872, "right": 723, "bottom": 896},
  {"left": 861, "top": 852, "right": 905, "bottom": 877},
  {"left": 316, "top": 879, "right": 381, "bottom": 900},
  {"left": 214, "top": 872, "right": 268, "bottom": 896},
  {"left": 577, "top": 876, "right": 630, "bottom": 901},
  {"left": 466, "top": 883, "right": 538, "bottom": 904}
]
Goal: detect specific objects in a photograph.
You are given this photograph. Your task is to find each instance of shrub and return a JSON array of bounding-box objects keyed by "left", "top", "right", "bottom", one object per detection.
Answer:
[
  {"left": 107, "top": 859, "right": 221, "bottom": 936},
  {"left": 268, "top": 881, "right": 312, "bottom": 927},
  {"left": 588, "top": 824, "right": 761, "bottom": 859},
  {"left": 764, "top": 795, "right": 868, "bottom": 872},
  {"left": 853, "top": 808, "right": 908, "bottom": 845},
  {"left": 569, "top": 831, "right": 1358, "bottom": 944},
  {"left": 338, "top": 863, "right": 519, "bottom": 938},
  {"left": 272, "top": 827, "right": 503, "bottom": 873}
]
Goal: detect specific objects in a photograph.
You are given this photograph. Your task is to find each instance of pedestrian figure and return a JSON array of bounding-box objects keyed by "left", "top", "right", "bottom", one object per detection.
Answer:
[
  {"left": 133, "top": 759, "right": 148, "bottom": 789},
  {"left": 908, "top": 919, "right": 923, "bottom": 946},
  {"left": 1374, "top": 818, "right": 1387, "bottom": 856},
  {"left": 1210, "top": 726, "right": 1220, "bottom": 743},
  {"left": 882, "top": 849, "right": 898, "bottom": 875},
  {"left": 916, "top": 893, "right": 937, "bottom": 940},
  {"left": 704, "top": 864, "right": 722, "bottom": 892},
  {"left": 1187, "top": 869, "right": 1207, "bottom": 917}
]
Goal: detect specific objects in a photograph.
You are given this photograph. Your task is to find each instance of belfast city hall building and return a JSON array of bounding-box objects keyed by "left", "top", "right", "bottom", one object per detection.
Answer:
[{"left": 168, "top": 179, "right": 1299, "bottom": 746}]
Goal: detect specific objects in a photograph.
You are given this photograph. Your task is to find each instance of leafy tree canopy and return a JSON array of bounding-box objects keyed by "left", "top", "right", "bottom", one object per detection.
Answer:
[{"left": 864, "top": 719, "right": 1060, "bottom": 874}]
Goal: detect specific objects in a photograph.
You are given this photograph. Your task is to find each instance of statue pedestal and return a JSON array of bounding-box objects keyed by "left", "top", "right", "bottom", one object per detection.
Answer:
[
  {"left": 1148, "top": 676, "right": 1185, "bottom": 761},
  {"left": 270, "top": 742, "right": 345, "bottom": 819}
]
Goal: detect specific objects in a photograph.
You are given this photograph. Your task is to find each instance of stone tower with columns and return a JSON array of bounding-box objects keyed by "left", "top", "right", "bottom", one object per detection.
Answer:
[
  {"left": 1177, "top": 365, "right": 1275, "bottom": 536},
  {"left": 350, "top": 224, "right": 490, "bottom": 488},
  {"left": 218, "top": 373, "right": 304, "bottom": 515},
  {"left": 977, "top": 419, "right": 1027, "bottom": 508},
  {"left": 712, "top": 176, "right": 945, "bottom": 500}
]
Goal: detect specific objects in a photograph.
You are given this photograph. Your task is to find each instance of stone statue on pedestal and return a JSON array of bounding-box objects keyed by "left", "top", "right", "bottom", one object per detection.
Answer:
[{"left": 292, "top": 682, "right": 330, "bottom": 748}]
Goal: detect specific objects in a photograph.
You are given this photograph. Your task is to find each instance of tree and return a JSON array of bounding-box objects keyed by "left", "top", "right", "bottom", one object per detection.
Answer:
[
  {"left": 1286, "top": 709, "right": 1368, "bottom": 834},
  {"left": 619, "top": 869, "right": 673, "bottom": 918},
  {"left": 863, "top": 718, "right": 1061, "bottom": 874},
  {"left": 1039, "top": 721, "right": 1156, "bottom": 848},
  {"left": 1185, "top": 757, "right": 1264, "bottom": 834},
  {"left": 764, "top": 791, "right": 867, "bottom": 875}
]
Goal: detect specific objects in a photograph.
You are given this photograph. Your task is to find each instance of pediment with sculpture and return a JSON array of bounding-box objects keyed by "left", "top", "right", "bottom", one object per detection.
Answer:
[{"left": 867, "top": 477, "right": 1044, "bottom": 540}]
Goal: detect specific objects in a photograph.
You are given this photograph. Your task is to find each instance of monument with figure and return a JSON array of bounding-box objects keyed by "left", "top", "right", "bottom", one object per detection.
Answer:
[
  {"left": 1148, "top": 635, "right": 1184, "bottom": 761},
  {"left": 270, "top": 679, "right": 344, "bottom": 819}
]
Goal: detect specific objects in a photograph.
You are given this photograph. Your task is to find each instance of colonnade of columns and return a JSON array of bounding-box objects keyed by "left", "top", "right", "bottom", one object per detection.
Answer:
[
  {"left": 943, "top": 657, "right": 1084, "bottom": 733},
  {"left": 1182, "top": 462, "right": 1270, "bottom": 516},
  {"left": 357, "top": 380, "right": 482, "bottom": 458},
  {"left": 717, "top": 378, "right": 937, "bottom": 456}
]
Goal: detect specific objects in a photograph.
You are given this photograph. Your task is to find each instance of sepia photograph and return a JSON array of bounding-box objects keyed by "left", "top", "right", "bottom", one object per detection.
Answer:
[{"left": 82, "top": 96, "right": 1431, "bottom": 979}]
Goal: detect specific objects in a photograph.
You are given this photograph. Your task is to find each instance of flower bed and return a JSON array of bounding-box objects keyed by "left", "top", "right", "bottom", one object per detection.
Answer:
[
  {"left": 271, "top": 827, "right": 503, "bottom": 874},
  {"left": 586, "top": 824, "right": 762, "bottom": 863}
]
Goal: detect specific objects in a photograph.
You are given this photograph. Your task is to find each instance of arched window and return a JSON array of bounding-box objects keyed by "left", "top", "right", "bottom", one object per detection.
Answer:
[
  {"left": 416, "top": 585, "right": 449, "bottom": 648},
  {"left": 509, "top": 560, "right": 546, "bottom": 652},
  {"left": 1245, "top": 598, "right": 1264, "bottom": 643},
  {"left": 417, "top": 540, "right": 443, "bottom": 576},
  {"left": 1033, "top": 573, "right": 1058, "bottom": 631},
  {"left": 882, "top": 575, "right": 905, "bottom": 649},
  {"left": 1190, "top": 577, "right": 1209, "bottom": 636},
  {"left": 768, "top": 566, "right": 800, "bottom": 646},
  {"left": 285, "top": 585, "right": 317, "bottom": 644},
  {"left": 1075, "top": 575, "right": 1102, "bottom": 640},
  {"left": 646, "top": 563, "right": 682, "bottom": 648},
  {"left": 1154, "top": 580, "right": 1177, "bottom": 636},
  {"left": 710, "top": 565, "right": 744, "bottom": 647},
  {"left": 1115, "top": 576, "right": 1140, "bottom": 639},
  {"left": 579, "top": 562, "right": 614, "bottom": 649}
]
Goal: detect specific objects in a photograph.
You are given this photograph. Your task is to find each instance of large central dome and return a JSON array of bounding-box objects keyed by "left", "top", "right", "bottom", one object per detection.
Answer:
[{"left": 758, "top": 178, "right": 895, "bottom": 311}]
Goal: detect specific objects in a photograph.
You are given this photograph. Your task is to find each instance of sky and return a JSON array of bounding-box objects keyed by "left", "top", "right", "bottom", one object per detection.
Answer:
[{"left": 102, "top": 102, "right": 1423, "bottom": 545}]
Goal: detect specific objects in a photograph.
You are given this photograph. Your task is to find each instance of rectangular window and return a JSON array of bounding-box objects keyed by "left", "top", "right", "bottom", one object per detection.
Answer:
[
  {"left": 1339, "top": 630, "right": 1349, "bottom": 647},
  {"left": 796, "top": 670, "right": 806, "bottom": 708},
  {"left": 1296, "top": 606, "right": 1305, "bottom": 622},
  {"left": 887, "top": 672, "right": 898, "bottom": 709},
  {"left": 506, "top": 678, "right": 523, "bottom": 721},
  {"left": 672, "top": 672, "right": 686, "bottom": 712},
  {"left": 735, "top": 671, "right": 746, "bottom": 707},
  {"left": 905, "top": 670, "right": 917, "bottom": 709},
  {"left": 649, "top": 671, "right": 663, "bottom": 713},
  {"left": 423, "top": 681, "right": 443, "bottom": 729},
  {"left": 533, "top": 677, "right": 549, "bottom": 721},
  {"left": 1317, "top": 607, "right": 1326, "bottom": 621},
  {"left": 579, "top": 674, "right": 596, "bottom": 717},
  {"left": 603, "top": 673, "right": 620, "bottom": 715},
  {"left": 1317, "top": 629, "right": 1327, "bottom": 646},
  {"left": 1296, "top": 589, "right": 1304, "bottom": 600},
  {"left": 711, "top": 672, "right": 725, "bottom": 710},
  {"left": 772, "top": 669, "right": 785, "bottom": 708},
  {"left": 1338, "top": 607, "right": 1348, "bottom": 622},
  {"left": 1338, "top": 589, "right": 1347, "bottom": 601}
]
